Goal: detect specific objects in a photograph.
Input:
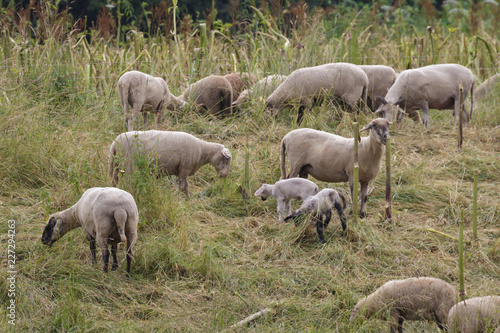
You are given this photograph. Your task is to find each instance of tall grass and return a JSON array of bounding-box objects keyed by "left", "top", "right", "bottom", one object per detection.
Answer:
[{"left": 0, "top": 2, "right": 499, "bottom": 332}]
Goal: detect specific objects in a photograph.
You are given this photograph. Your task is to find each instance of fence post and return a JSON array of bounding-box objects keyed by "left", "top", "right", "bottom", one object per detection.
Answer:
[
  {"left": 385, "top": 137, "right": 392, "bottom": 222},
  {"left": 353, "top": 122, "right": 359, "bottom": 223}
]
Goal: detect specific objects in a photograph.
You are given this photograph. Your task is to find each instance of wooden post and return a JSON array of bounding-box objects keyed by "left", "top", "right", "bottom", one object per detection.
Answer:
[
  {"left": 385, "top": 137, "right": 392, "bottom": 222},
  {"left": 353, "top": 122, "right": 359, "bottom": 223},
  {"left": 472, "top": 170, "right": 479, "bottom": 239},
  {"left": 458, "top": 208, "right": 466, "bottom": 302},
  {"left": 458, "top": 84, "right": 464, "bottom": 149}
]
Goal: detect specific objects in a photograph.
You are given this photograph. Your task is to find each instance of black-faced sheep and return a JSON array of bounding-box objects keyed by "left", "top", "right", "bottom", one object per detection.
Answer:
[
  {"left": 447, "top": 296, "right": 500, "bottom": 333},
  {"left": 374, "top": 64, "right": 475, "bottom": 127},
  {"left": 41, "top": 187, "right": 139, "bottom": 274},
  {"left": 223, "top": 72, "right": 258, "bottom": 100},
  {"left": 118, "top": 70, "right": 186, "bottom": 131},
  {"left": 358, "top": 65, "right": 398, "bottom": 111},
  {"left": 280, "top": 118, "right": 390, "bottom": 218},
  {"left": 109, "top": 130, "right": 232, "bottom": 198},
  {"left": 351, "top": 277, "right": 457, "bottom": 332},
  {"left": 254, "top": 178, "right": 319, "bottom": 222},
  {"left": 232, "top": 74, "right": 288, "bottom": 108},
  {"left": 266, "top": 62, "right": 369, "bottom": 124},
  {"left": 180, "top": 75, "right": 233, "bottom": 117},
  {"left": 284, "top": 188, "right": 347, "bottom": 243}
]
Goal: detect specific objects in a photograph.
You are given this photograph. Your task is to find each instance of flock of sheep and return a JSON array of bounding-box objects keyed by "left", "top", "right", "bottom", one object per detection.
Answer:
[{"left": 41, "top": 61, "right": 500, "bottom": 332}]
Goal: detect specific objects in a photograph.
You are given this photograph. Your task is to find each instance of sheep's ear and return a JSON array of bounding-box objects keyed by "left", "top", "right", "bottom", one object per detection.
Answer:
[
  {"left": 395, "top": 99, "right": 405, "bottom": 107},
  {"left": 231, "top": 101, "right": 237, "bottom": 106},
  {"left": 375, "top": 96, "right": 387, "bottom": 105},
  {"left": 54, "top": 218, "right": 63, "bottom": 233},
  {"left": 221, "top": 148, "right": 232, "bottom": 160},
  {"left": 254, "top": 187, "right": 264, "bottom": 196},
  {"left": 360, "top": 122, "right": 373, "bottom": 132}
]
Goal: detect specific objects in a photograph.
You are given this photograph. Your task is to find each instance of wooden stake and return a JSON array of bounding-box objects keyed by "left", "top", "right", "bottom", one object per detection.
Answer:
[
  {"left": 458, "top": 84, "right": 464, "bottom": 149},
  {"left": 385, "top": 137, "right": 392, "bottom": 222},
  {"left": 353, "top": 122, "right": 359, "bottom": 223},
  {"left": 472, "top": 170, "right": 479, "bottom": 239},
  {"left": 458, "top": 208, "right": 466, "bottom": 302}
]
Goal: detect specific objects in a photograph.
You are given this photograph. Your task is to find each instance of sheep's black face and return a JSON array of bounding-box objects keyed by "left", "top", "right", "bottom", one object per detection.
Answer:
[
  {"left": 41, "top": 217, "right": 56, "bottom": 246},
  {"left": 371, "top": 119, "right": 391, "bottom": 145}
]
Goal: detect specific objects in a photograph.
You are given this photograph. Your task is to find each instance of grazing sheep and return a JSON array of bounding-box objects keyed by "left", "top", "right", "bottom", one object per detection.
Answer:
[
  {"left": 233, "top": 74, "right": 288, "bottom": 108},
  {"left": 180, "top": 75, "right": 233, "bottom": 117},
  {"left": 374, "top": 64, "right": 475, "bottom": 127},
  {"left": 351, "top": 277, "right": 457, "bottom": 332},
  {"left": 109, "top": 130, "right": 232, "bottom": 198},
  {"left": 284, "top": 188, "right": 347, "bottom": 243},
  {"left": 223, "top": 72, "right": 258, "bottom": 100},
  {"left": 358, "top": 65, "right": 398, "bottom": 111},
  {"left": 280, "top": 118, "right": 390, "bottom": 218},
  {"left": 266, "top": 62, "right": 369, "bottom": 124},
  {"left": 474, "top": 73, "right": 500, "bottom": 101},
  {"left": 41, "top": 187, "right": 138, "bottom": 274},
  {"left": 447, "top": 296, "right": 500, "bottom": 333},
  {"left": 495, "top": 326, "right": 500, "bottom": 333},
  {"left": 118, "top": 70, "right": 186, "bottom": 131},
  {"left": 254, "top": 178, "right": 319, "bottom": 222}
]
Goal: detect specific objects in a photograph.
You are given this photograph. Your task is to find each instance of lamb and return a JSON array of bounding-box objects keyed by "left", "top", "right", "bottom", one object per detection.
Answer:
[
  {"left": 254, "top": 178, "right": 319, "bottom": 223},
  {"left": 374, "top": 64, "right": 475, "bottom": 127},
  {"left": 358, "top": 65, "right": 398, "bottom": 111},
  {"left": 109, "top": 130, "right": 232, "bottom": 198},
  {"left": 180, "top": 75, "right": 233, "bottom": 117},
  {"left": 350, "top": 277, "right": 457, "bottom": 332},
  {"left": 280, "top": 118, "right": 390, "bottom": 218},
  {"left": 284, "top": 188, "right": 347, "bottom": 243},
  {"left": 117, "top": 70, "right": 186, "bottom": 131},
  {"left": 223, "top": 72, "right": 258, "bottom": 100},
  {"left": 447, "top": 296, "right": 500, "bottom": 333},
  {"left": 41, "top": 187, "right": 138, "bottom": 274},
  {"left": 232, "top": 74, "right": 288, "bottom": 108},
  {"left": 266, "top": 62, "right": 369, "bottom": 124},
  {"left": 474, "top": 73, "right": 500, "bottom": 101}
]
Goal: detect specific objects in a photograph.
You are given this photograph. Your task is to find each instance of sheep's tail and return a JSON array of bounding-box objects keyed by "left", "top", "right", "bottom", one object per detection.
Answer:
[
  {"left": 114, "top": 209, "right": 128, "bottom": 244},
  {"left": 469, "top": 80, "right": 474, "bottom": 120},
  {"left": 280, "top": 138, "right": 287, "bottom": 179},
  {"left": 109, "top": 142, "right": 119, "bottom": 187},
  {"left": 337, "top": 190, "right": 347, "bottom": 212}
]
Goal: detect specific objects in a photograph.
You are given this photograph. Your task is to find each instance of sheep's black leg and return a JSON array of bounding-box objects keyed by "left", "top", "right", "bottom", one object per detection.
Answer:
[
  {"left": 359, "top": 181, "right": 369, "bottom": 218},
  {"left": 297, "top": 106, "right": 305, "bottom": 125},
  {"left": 397, "top": 318, "right": 404, "bottom": 333},
  {"left": 111, "top": 244, "right": 118, "bottom": 271},
  {"left": 97, "top": 239, "right": 110, "bottom": 273},
  {"left": 88, "top": 236, "right": 97, "bottom": 264},
  {"left": 298, "top": 166, "right": 309, "bottom": 179},
  {"left": 334, "top": 201, "right": 347, "bottom": 234},
  {"left": 316, "top": 214, "right": 327, "bottom": 244}
]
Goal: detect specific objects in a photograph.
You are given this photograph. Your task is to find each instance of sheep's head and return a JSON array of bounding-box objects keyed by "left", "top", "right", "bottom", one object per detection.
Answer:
[
  {"left": 41, "top": 215, "right": 65, "bottom": 246},
  {"left": 374, "top": 97, "right": 406, "bottom": 123},
  {"left": 360, "top": 118, "right": 391, "bottom": 145},
  {"left": 215, "top": 147, "right": 232, "bottom": 178},
  {"left": 254, "top": 184, "right": 272, "bottom": 201}
]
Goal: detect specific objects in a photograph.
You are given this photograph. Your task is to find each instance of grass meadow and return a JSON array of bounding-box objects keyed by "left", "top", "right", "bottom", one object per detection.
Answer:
[{"left": 0, "top": 3, "right": 499, "bottom": 332}]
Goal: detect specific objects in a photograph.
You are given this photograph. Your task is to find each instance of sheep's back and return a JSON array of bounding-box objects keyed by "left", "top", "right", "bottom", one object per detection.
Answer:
[{"left": 448, "top": 296, "right": 500, "bottom": 332}]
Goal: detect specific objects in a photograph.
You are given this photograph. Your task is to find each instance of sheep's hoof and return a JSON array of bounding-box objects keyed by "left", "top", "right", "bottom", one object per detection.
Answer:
[
  {"left": 111, "top": 264, "right": 118, "bottom": 271},
  {"left": 359, "top": 212, "right": 367, "bottom": 219},
  {"left": 319, "top": 238, "right": 326, "bottom": 244}
]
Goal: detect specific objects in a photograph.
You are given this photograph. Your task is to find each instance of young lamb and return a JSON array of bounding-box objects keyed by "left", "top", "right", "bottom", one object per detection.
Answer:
[
  {"left": 254, "top": 178, "right": 319, "bottom": 222},
  {"left": 109, "top": 130, "right": 232, "bottom": 198},
  {"left": 358, "top": 65, "right": 398, "bottom": 111},
  {"left": 374, "top": 63, "right": 475, "bottom": 127},
  {"left": 232, "top": 74, "right": 288, "bottom": 108},
  {"left": 266, "top": 62, "right": 369, "bottom": 124},
  {"left": 474, "top": 73, "right": 500, "bottom": 101},
  {"left": 223, "top": 72, "right": 258, "bottom": 100},
  {"left": 280, "top": 118, "right": 390, "bottom": 218},
  {"left": 41, "top": 187, "right": 139, "bottom": 274},
  {"left": 117, "top": 70, "right": 186, "bottom": 131},
  {"left": 350, "top": 277, "right": 457, "bottom": 332},
  {"left": 180, "top": 75, "right": 233, "bottom": 117},
  {"left": 284, "top": 188, "right": 347, "bottom": 243},
  {"left": 447, "top": 296, "right": 500, "bottom": 333}
]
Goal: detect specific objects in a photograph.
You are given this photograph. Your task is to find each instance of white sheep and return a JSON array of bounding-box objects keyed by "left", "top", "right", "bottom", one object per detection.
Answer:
[
  {"left": 474, "top": 73, "right": 500, "bottom": 101},
  {"left": 447, "top": 296, "right": 500, "bottom": 333},
  {"left": 358, "top": 65, "right": 398, "bottom": 111},
  {"left": 266, "top": 62, "right": 369, "bottom": 124},
  {"left": 374, "top": 63, "right": 475, "bottom": 127},
  {"left": 117, "top": 70, "right": 186, "bottom": 131},
  {"left": 41, "top": 187, "right": 139, "bottom": 274},
  {"left": 351, "top": 277, "right": 457, "bottom": 332},
  {"left": 109, "top": 130, "right": 232, "bottom": 198},
  {"left": 280, "top": 118, "right": 390, "bottom": 218},
  {"left": 180, "top": 75, "right": 233, "bottom": 117},
  {"left": 254, "top": 178, "right": 319, "bottom": 222},
  {"left": 284, "top": 188, "right": 347, "bottom": 243},
  {"left": 232, "top": 74, "right": 288, "bottom": 108}
]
